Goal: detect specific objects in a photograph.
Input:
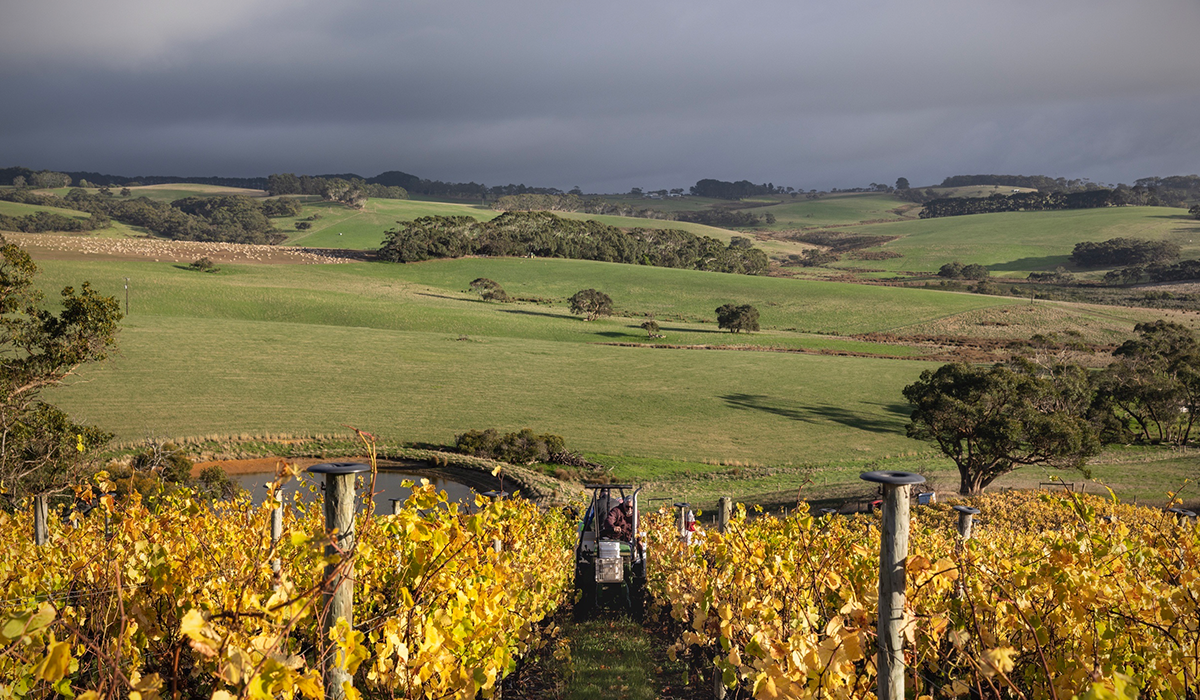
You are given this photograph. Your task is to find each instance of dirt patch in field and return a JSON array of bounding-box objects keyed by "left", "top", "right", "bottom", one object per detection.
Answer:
[
  {"left": 190, "top": 456, "right": 340, "bottom": 478},
  {"left": 7, "top": 232, "right": 360, "bottom": 265}
]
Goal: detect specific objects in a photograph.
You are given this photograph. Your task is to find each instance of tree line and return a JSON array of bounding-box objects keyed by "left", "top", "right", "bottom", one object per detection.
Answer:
[
  {"left": 264, "top": 173, "right": 407, "bottom": 204},
  {"left": 1070, "top": 237, "right": 1181, "bottom": 267},
  {"left": 689, "top": 179, "right": 784, "bottom": 200},
  {"left": 1132, "top": 175, "right": 1200, "bottom": 208},
  {"left": 919, "top": 189, "right": 1137, "bottom": 219},
  {"left": 0, "top": 188, "right": 290, "bottom": 244},
  {"left": 377, "top": 211, "right": 770, "bottom": 275},
  {"left": 0, "top": 210, "right": 111, "bottom": 234},
  {"left": 906, "top": 321, "right": 1200, "bottom": 495}
]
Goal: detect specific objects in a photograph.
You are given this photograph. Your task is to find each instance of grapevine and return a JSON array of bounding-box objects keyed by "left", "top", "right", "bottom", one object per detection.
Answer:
[
  {"left": 647, "top": 490, "right": 1198, "bottom": 699},
  {"left": 0, "top": 469, "right": 574, "bottom": 699}
]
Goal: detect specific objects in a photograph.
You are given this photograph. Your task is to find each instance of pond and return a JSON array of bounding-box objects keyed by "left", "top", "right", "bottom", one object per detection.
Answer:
[{"left": 234, "top": 467, "right": 478, "bottom": 514}]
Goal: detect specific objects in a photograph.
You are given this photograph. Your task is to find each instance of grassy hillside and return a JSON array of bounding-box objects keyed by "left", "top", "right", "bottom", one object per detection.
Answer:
[
  {"left": 757, "top": 193, "right": 913, "bottom": 229},
  {"left": 30, "top": 258, "right": 991, "bottom": 466},
  {"left": 32, "top": 256, "right": 1165, "bottom": 452},
  {"left": 24, "top": 252, "right": 1192, "bottom": 506},
  {"left": 830, "top": 206, "right": 1200, "bottom": 276},
  {"left": 0, "top": 200, "right": 94, "bottom": 220},
  {"left": 278, "top": 197, "right": 498, "bottom": 249},
  {"left": 47, "top": 312, "right": 928, "bottom": 466},
  {"left": 35, "top": 257, "right": 1019, "bottom": 341},
  {"left": 278, "top": 199, "right": 747, "bottom": 250},
  {"left": 0, "top": 200, "right": 148, "bottom": 238}
]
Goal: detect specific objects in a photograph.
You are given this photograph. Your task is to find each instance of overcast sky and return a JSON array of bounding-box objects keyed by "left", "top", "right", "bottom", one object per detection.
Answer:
[{"left": 2, "top": 0, "right": 1199, "bottom": 192}]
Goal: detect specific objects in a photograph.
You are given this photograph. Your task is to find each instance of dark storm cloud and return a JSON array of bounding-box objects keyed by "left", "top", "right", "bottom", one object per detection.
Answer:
[{"left": 2, "top": 0, "right": 1198, "bottom": 190}]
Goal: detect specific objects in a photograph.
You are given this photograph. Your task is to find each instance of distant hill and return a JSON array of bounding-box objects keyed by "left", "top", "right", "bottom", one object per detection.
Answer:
[{"left": 939, "top": 174, "right": 1099, "bottom": 192}]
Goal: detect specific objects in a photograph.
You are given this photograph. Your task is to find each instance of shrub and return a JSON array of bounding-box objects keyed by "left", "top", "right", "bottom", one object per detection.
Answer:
[
  {"left": 455, "top": 428, "right": 566, "bottom": 464},
  {"left": 469, "top": 277, "right": 509, "bottom": 302},
  {"left": 188, "top": 257, "right": 219, "bottom": 273}
]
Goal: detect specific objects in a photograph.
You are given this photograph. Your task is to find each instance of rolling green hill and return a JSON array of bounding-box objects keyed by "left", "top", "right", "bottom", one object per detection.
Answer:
[
  {"left": 32, "top": 255, "right": 1168, "bottom": 461},
  {"left": 830, "top": 206, "right": 1200, "bottom": 276}
]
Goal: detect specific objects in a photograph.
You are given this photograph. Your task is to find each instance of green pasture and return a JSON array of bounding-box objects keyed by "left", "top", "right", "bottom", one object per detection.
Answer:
[
  {"left": 0, "top": 200, "right": 94, "bottom": 221},
  {"left": 32, "top": 184, "right": 267, "bottom": 202},
  {"left": 830, "top": 206, "right": 1200, "bottom": 276},
  {"left": 46, "top": 312, "right": 928, "bottom": 467},
  {"left": 279, "top": 199, "right": 742, "bottom": 250},
  {"left": 383, "top": 257, "right": 1020, "bottom": 335},
  {"left": 588, "top": 195, "right": 725, "bottom": 213},
  {"left": 554, "top": 211, "right": 739, "bottom": 240},
  {"left": 280, "top": 198, "right": 498, "bottom": 249},
  {"left": 32, "top": 257, "right": 1009, "bottom": 349},
  {"left": 0, "top": 200, "right": 148, "bottom": 238},
  {"left": 27, "top": 254, "right": 1185, "bottom": 504},
  {"left": 31, "top": 256, "right": 985, "bottom": 466},
  {"left": 757, "top": 192, "right": 912, "bottom": 229}
]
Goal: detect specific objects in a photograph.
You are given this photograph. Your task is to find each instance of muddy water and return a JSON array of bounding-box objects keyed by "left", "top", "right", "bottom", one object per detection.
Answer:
[{"left": 234, "top": 469, "right": 477, "bottom": 513}]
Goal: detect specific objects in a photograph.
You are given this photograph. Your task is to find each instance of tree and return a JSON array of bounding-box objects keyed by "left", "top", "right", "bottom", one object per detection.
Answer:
[
  {"left": 120, "top": 187, "right": 132, "bottom": 197},
  {"left": 904, "top": 362, "right": 1100, "bottom": 495},
  {"left": 716, "top": 303, "right": 759, "bottom": 334},
  {"left": 11, "top": 176, "right": 26, "bottom": 189},
  {"left": 1189, "top": 204, "right": 1200, "bottom": 220},
  {"left": 640, "top": 320, "right": 660, "bottom": 338},
  {"left": 568, "top": 289, "right": 613, "bottom": 321},
  {"left": 1096, "top": 321, "right": 1200, "bottom": 445},
  {"left": 469, "top": 277, "right": 509, "bottom": 302},
  {"left": 938, "top": 262, "right": 964, "bottom": 279},
  {"left": 960, "top": 263, "right": 990, "bottom": 280},
  {"left": 896, "top": 177, "right": 910, "bottom": 190},
  {"left": 0, "top": 236, "right": 121, "bottom": 506}
]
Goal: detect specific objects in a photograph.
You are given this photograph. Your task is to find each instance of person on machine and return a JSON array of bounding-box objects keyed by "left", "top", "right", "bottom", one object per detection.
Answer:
[{"left": 602, "top": 497, "right": 634, "bottom": 541}]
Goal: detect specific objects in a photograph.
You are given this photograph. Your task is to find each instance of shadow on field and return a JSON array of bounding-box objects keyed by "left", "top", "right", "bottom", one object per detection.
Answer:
[
  {"left": 658, "top": 326, "right": 725, "bottom": 335},
  {"left": 499, "top": 308, "right": 572, "bottom": 320},
  {"left": 988, "top": 255, "right": 1071, "bottom": 272},
  {"left": 415, "top": 292, "right": 481, "bottom": 302},
  {"left": 720, "top": 393, "right": 907, "bottom": 434}
]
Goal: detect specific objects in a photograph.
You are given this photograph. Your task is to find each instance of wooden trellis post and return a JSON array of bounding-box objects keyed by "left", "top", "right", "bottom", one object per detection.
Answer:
[
  {"left": 953, "top": 505, "right": 980, "bottom": 541},
  {"left": 33, "top": 495, "right": 48, "bottom": 546},
  {"left": 717, "top": 497, "right": 732, "bottom": 534},
  {"left": 308, "top": 462, "right": 370, "bottom": 700},
  {"left": 860, "top": 470, "right": 925, "bottom": 700}
]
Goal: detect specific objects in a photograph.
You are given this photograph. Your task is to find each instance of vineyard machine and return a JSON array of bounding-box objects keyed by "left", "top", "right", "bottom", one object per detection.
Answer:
[{"left": 573, "top": 484, "right": 647, "bottom": 619}]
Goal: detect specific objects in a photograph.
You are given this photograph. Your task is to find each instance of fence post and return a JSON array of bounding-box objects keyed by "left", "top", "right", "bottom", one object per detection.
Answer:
[
  {"left": 269, "top": 485, "right": 284, "bottom": 577},
  {"left": 674, "top": 502, "right": 691, "bottom": 548},
  {"left": 390, "top": 498, "right": 403, "bottom": 516},
  {"left": 718, "top": 497, "right": 732, "bottom": 534},
  {"left": 308, "top": 462, "right": 370, "bottom": 700},
  {"left": 33, "top": 495, "right": 48, "bottom": 546},
  {"left": 952, "top": 505, "right": 980, "bottom": 541},
  {"left": 860, "top": 470, "right": 925, "bottom": 700}
]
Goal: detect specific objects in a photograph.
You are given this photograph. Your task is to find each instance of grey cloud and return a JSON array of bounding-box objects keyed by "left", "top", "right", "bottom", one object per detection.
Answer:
[{"left": 1, "top": 0, "right": 1198, "bottom": 191}]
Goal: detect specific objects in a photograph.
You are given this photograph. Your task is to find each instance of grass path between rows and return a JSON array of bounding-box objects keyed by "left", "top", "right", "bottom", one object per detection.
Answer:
[{"left": 508, "top": 614, "right": 710, "bottom": 700}]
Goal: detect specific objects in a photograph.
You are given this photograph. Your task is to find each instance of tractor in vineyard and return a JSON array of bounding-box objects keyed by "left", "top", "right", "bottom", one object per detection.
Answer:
[{"left": 573, "top": 484, "right": 647, "bottom": 620}]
